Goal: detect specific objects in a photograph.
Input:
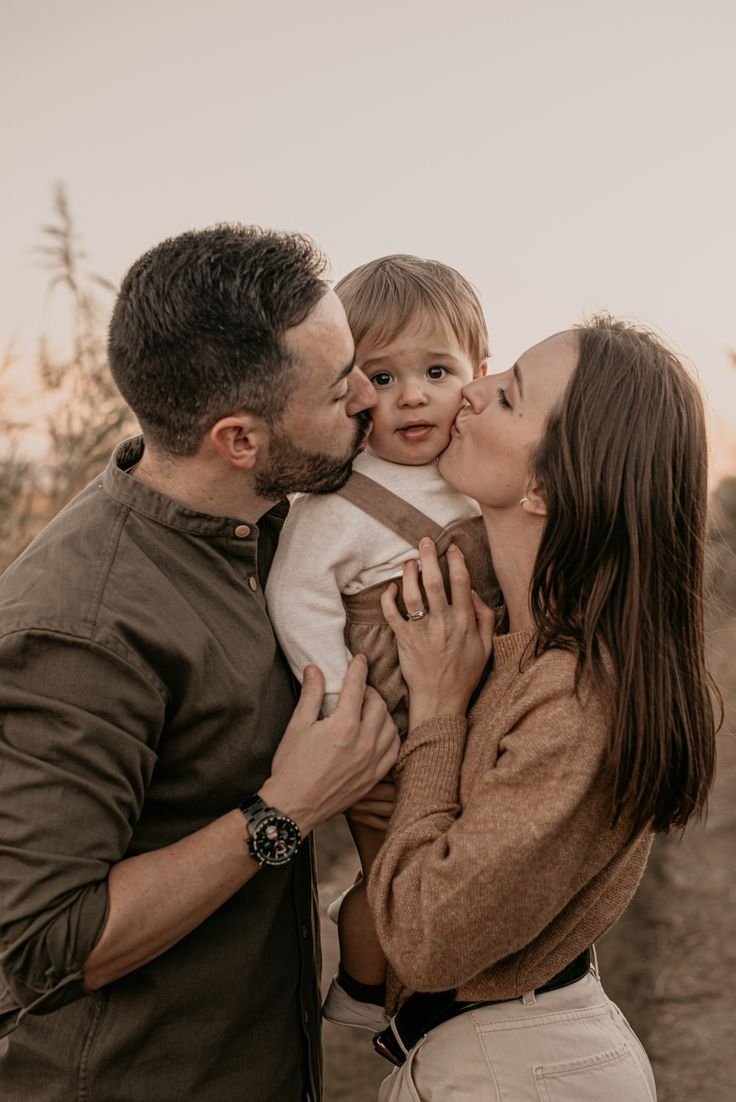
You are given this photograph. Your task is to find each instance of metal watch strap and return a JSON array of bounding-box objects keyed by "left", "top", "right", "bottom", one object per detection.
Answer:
[
  {"left": 238, "top": 794, "right": 301, "bottom": 866},
  {"left": 239, "top": 794, "right": 268, "bottom": 820}
]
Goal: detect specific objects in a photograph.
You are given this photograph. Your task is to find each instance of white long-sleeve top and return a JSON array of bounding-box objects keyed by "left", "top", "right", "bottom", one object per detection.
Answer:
[{"left": 265, "top": 451, "right": 480, "bottom": 712}]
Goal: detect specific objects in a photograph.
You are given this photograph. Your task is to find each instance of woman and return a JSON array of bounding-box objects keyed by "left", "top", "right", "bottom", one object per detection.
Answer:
[{"left": 365, "top": 317, "right": 719, "bottom": 1100}]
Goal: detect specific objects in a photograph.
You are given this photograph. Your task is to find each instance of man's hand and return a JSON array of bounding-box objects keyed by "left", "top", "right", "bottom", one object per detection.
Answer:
[{"left": 259, "top": 655, "right": 399, "bottom": 836}]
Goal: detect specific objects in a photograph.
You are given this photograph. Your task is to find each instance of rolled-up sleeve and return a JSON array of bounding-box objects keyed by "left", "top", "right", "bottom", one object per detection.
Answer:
[{"left": 0, "top": 628, "right": 165, "bottom": 1035}]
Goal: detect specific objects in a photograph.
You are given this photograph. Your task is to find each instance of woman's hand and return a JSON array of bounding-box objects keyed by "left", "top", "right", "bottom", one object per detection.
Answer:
[
  {"left": 381, "top": 538, "right": 495, "bottom": 729},
  {"left": 347, "top": 779, "right": 396, "bottom": 833}
]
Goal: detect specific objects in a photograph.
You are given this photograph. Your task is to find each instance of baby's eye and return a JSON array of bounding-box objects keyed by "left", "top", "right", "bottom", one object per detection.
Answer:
[
  {"left": 370, "top": 372, "right": 394, "bottom": 388},
  {"left": 426, "top": 366, "right": 447, "bottom": 380}
]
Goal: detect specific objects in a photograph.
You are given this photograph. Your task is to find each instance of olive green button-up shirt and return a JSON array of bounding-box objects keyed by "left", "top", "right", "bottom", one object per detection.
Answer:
[{"left": 0, "top": 438, "right": 322, "bottom": 1101}]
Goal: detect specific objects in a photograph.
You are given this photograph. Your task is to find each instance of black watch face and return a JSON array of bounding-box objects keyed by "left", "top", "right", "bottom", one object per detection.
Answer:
[{"left": 253, "top": 816, "right": 300, "bottom": 866}]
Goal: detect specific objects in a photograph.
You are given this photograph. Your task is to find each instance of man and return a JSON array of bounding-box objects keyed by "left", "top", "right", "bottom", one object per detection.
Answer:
[{"left": 0, "top": 225, "right": 399, "bottom": 1101}]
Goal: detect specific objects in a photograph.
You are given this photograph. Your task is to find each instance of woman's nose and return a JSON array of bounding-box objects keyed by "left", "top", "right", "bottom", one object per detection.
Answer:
[{"left": 461, "top": 376, "right": 488, "bottom": 412}]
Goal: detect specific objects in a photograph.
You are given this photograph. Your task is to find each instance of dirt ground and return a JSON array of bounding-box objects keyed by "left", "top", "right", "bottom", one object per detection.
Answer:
[{"left": 315, "top": 615, "right": 736, "bottom": 1102}]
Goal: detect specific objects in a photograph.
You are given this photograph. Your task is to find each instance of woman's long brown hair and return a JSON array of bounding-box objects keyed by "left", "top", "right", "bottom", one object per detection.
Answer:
[{"left": 530, "top": 316, "right": 719, "bottom": 836}]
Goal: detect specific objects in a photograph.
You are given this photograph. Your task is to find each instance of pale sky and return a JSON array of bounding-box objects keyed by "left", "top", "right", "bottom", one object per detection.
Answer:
[{"left": 2, "top": 0, "right": 735, "bottom": 475}]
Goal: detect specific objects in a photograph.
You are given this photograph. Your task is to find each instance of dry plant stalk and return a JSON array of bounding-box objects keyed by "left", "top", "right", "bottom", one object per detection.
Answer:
[{"left": 0, "top": 185, "right": 137, "bottom": 570}]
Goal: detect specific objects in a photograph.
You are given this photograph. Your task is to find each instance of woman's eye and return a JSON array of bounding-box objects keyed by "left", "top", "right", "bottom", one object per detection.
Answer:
[
  {"left": 371, "top": 372, "right": 393, "bottom": 388},
  {"left": 427, "top": 366, "right": 447, "bottom": 380},
  {"left": 496, "top": 387, "right": 512, "bottom": 409}
]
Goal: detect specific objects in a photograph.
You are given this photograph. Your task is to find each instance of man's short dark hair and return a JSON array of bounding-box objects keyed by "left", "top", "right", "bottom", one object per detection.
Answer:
[{"left": 107, "top": 224, "right": 329, "bottom": 456}]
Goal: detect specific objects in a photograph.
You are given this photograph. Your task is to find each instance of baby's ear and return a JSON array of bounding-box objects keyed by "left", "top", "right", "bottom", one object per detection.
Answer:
[{"left": 475, "top": 359, "right": 488, "bottom": 379}]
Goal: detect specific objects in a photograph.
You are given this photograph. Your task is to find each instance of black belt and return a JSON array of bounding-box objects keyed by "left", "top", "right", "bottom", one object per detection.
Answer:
[{"left": 373, "top": 948, "right": 592, "bottom": 1067}]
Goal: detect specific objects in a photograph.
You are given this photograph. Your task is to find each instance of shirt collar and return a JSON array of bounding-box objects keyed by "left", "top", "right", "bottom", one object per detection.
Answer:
[{"left": 102, "top": 436, "right": 289, "bottom": 539}]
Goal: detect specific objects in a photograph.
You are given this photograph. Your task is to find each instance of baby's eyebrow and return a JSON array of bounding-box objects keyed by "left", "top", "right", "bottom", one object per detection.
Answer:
[{"left": 364, "top": 349, "right": 460, "bottom": 366}]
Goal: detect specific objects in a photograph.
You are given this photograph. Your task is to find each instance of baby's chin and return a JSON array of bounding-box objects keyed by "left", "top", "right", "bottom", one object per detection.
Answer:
[{"left": 371, "top": 434, "right": 451, "bottom": 467}]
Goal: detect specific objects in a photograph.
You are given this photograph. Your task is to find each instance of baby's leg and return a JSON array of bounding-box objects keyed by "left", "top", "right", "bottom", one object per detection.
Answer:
[
  {"left": 323, "top": 775, "right": 397, "bottom": 1027},
  {"left": 338, "top": 820, "right": 386, "bottom": 987}
]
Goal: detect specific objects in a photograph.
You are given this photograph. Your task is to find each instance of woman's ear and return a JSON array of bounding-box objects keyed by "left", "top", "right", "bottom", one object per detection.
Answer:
[{"left": 520, "top": 479, "right": 547, "bottom": 517}]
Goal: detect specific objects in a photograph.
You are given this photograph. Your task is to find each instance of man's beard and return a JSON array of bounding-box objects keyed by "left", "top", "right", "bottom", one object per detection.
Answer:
[{"left": 254, "top": 411, "right": 371, "bottom": 499}]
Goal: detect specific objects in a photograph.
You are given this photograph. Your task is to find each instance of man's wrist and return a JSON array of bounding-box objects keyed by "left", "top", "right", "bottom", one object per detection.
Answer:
[{"left": 256, "top": 778, "right": 315, "bottom": 838}]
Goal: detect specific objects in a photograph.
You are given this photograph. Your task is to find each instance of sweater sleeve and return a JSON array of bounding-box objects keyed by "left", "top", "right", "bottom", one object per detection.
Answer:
[
  {"left": 367, "top": 667, "right": 613, "bottom": 993},
  {"left": 265, "top": 494, "right": 364, "bottom": 707}
]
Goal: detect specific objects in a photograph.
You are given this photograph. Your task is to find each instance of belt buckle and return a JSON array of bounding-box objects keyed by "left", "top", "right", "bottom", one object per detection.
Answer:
[{"left": 372, "top": 1026, "right": 406, "bottom": 1067}]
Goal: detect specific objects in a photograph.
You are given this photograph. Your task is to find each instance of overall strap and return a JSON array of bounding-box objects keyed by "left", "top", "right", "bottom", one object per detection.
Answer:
[{"left": 336, "top": 471, "right": 445, "bottom": 545}]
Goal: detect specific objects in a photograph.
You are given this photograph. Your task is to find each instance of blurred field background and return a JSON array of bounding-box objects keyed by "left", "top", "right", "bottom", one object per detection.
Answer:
[{"left": 2, "top": 195, "right": 735, "bottom": 1101}]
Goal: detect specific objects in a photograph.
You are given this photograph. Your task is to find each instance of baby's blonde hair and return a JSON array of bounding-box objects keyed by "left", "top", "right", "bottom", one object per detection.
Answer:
[{"left": 335, "top": 254, "right": 489, "bottom": 368}]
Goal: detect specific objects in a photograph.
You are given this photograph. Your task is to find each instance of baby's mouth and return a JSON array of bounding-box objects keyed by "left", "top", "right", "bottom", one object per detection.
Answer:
[{"left": 397, "top": 422, "right": 434, "bottom": 442}]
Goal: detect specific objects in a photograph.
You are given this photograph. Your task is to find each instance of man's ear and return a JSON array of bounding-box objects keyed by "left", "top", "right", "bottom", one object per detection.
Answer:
[
  {"left": 520, "top": 478, "right": 547, "bottom": 517},
  {"left": 209, "top": 414, "right": 267, "bottom": 471}
]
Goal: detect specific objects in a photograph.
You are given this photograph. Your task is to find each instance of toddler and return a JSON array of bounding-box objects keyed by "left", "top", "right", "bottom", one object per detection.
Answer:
[{"left": 266, "top": 254, "right": 497, "bottom": 1030}]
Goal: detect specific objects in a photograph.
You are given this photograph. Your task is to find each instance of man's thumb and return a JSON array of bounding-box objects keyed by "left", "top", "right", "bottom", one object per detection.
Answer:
[{"left": 295, "top": 664, "right": 325, "bottom": 722}]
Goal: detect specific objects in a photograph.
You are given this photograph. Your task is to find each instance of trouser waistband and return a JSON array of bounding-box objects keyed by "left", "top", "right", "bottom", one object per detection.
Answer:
[{"left": 373, "top": 949, "right": 592, "bottom": 1068}]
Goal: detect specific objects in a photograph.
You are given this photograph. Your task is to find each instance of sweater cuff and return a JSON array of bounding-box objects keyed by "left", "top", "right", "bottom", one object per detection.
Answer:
[{"left": 394, "top": 715, "right": 468, "bottom": 808}]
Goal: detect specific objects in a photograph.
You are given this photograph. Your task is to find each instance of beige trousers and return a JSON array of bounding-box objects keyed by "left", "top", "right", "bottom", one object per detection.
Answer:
[{"left": 377, "top": 973, "right": 656, "bottom": 1102}]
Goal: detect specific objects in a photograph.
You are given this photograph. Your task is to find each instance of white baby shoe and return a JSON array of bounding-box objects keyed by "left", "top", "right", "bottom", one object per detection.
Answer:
[
  {"left": 321, "top": 976, "right": 388, "bottom": 1032},
  {"left": 326, "top": 886, "right": 351, "bottom": 925}
]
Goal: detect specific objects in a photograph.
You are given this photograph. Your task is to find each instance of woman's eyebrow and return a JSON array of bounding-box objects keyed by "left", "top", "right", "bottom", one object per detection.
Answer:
[{"left": 513, "top": 362, "right": 523, "bottom": 398}]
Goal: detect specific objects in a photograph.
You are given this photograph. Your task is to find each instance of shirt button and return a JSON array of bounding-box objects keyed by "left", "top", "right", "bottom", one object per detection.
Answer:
[
  {"left": 304, "top": 1009, "right": 310, "bottom": 1025},
  {"left": 301, "top": 924, "right": 308, "bottom": 939},
  {"left": 234, "top": 524, "right": 250, "bottom": 538},
  {"left": 248, "top": 576, "right": 258, "bottom": 591}
]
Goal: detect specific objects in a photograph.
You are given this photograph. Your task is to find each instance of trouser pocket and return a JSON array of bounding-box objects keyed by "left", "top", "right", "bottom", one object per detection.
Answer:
[{"left": 534, "top": 1041, "right": 654, "bottom": 1102}]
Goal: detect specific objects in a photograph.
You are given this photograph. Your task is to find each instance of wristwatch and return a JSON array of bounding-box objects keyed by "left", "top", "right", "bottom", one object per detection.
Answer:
[{"left": 239, "top": 794, "right": 302, "bottom": 867}]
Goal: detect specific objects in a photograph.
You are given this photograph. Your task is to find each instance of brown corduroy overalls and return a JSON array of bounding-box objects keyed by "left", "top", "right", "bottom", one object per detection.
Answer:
[{"left": 336, "top": 472, "right": 500, "bottom": 734}]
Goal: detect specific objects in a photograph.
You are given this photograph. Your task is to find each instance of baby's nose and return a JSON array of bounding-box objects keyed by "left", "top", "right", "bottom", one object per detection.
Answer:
[{"left": 398, "top": 381, "right": 428, "bottom": 405}]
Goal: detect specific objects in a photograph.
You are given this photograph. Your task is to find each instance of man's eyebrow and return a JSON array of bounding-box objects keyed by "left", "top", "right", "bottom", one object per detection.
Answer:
[
  {"left": 513, "top": 362, "right": 523, "bottom": 398},
  {"left": 330, "top": 355, "right": 355, "bottom": 388}
]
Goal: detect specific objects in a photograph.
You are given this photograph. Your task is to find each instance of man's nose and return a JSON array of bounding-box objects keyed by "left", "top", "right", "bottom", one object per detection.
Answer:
[{"left": 345, "top": 366, "right": 376, "bottom": 416}]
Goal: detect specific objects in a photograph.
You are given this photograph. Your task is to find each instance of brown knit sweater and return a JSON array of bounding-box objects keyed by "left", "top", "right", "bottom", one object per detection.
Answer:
[{"left": 367, "top": 628, "right": 652, "bottom": 1013}]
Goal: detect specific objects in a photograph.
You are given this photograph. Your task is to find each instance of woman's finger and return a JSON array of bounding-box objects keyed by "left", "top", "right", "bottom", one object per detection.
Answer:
[
  {"left": 348, "top": 812, "right": 391, "bottom": 832},
  {"left": 446, "top": 543, "right": 473, "bottom": 616},
  {"left": 359, "top": 781, "right": 396, "bottom": 801},
  {"left": 418, "top": 538, "right": 448, "bottom": 614},
  {"left": 381, "top": 581, "right": 404, "bottom": 631},
  {"left": 349, "top": 799, "right": 395, "bottom": 816},
  {"left": 401, "top": 557, "right": 425, "bottom": 616},
  {"left": 471, "top": 590, "right": 496, "bottom": 660}
]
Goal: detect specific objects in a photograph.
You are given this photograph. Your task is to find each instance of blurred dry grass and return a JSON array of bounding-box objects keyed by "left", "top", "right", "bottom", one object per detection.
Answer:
[{"left": 0, "top": 185, "right": 136, "bottom": 571}]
